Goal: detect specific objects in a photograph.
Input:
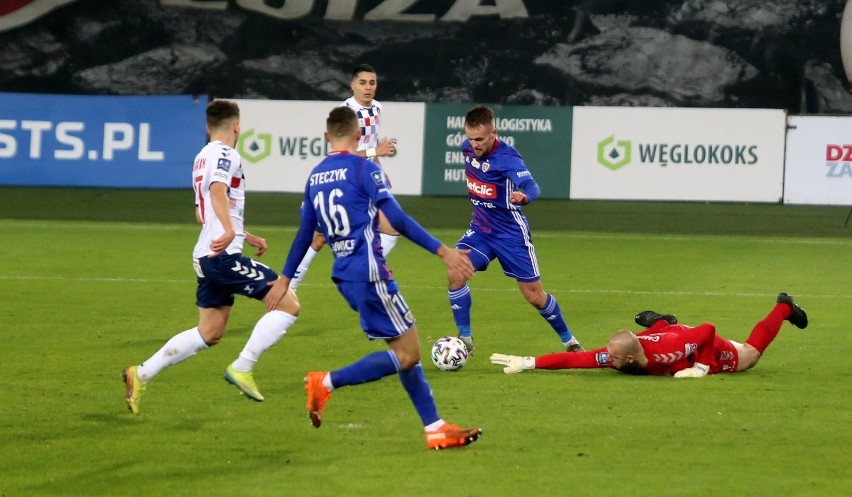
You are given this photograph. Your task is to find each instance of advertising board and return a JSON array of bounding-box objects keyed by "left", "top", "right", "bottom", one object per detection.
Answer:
[
  {"left": 570, "top": 107, "right": 786, "bottom": 202},
  {"left": 784, "top": 115, "right": 852, "bottom": 205},
  {"left": 235, "top": 99, "right": 424, "bottom": 194},
  {"left": 423, "top": 103, "right": 572, "bottom": 198},
  {"left": 0, "top": 93, "right": 205, "bottom": 188}
]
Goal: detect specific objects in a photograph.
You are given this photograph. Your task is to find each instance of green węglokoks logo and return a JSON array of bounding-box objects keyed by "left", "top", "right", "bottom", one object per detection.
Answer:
[
  {"left": 238, "top": 129, "right": 272, "bottom": 164},
  {"left": 597, "top": 135, "right": 632, "bottom": 171}
]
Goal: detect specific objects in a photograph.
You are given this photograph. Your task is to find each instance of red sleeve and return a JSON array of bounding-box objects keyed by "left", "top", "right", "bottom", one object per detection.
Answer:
[
  {"left": 535, "top": 347, "right": 610, "bottom": 370},
  {"left": 678, "top": 323, "right": 717, "bottom": 366}
]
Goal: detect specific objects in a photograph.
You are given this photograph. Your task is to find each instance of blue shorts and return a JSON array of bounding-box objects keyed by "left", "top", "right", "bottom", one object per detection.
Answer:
[
  {"left": 194, "top": 252, "right": 278, "bottom": 308},
  {"left": 336, "top": 278, "right": 415, "bottom": 340},
  {"left": 456, "top": 228, "right": 541, "bottom": 282}
]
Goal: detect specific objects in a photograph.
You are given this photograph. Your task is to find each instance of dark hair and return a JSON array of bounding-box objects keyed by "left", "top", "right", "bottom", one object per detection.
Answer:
[
  {"left": 351, "top": 63, "right": 377, "bottom": 79},
  {"left": 465, "top": 105, "right": 495, "bottom": 129},
  {"left": 206, "top": 99, "right": 239, "bottom": 130},
  {"left": 327, "top": 106, "right": 358, "bottom": 138}
]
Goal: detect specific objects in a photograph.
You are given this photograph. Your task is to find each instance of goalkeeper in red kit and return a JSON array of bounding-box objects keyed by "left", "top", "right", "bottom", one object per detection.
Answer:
[{"left": 489, "top": 293, "right": 808, "bottom": 378}]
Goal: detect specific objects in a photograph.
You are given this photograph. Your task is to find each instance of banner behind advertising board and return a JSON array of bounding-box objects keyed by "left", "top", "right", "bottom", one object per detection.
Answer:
[
  {"left": 784, "top": 115, "right": 852, "bottom": 205},
  {"left": 235, "top": 99, "right": 424, "bottom": 195},
  {"left": 171, "top": 0, "right": 542, "bottom": 21},
  {"left": 0, "top": 93, "right": 205, "bottom": 188},
  {"left": 570, "top": 107, "right": 786, "bottom": 202},
  {"left": 422, "top": 103, "right": 572, "bottom": 198}
]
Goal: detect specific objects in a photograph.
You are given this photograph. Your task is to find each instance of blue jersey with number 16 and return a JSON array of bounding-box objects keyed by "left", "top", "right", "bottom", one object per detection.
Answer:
[{"left": 299, "top": 151, "right": 392, "bottom": 282}]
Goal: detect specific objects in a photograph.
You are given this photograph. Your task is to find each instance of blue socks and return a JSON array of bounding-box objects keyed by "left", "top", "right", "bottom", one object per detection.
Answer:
[
  {"left": 399, "top": 363, "right": 440, "bottom": 426},
  {"left": 451, "top": 285, "right": 573, "bottom": 343},
  {"left": 329, "top": 350, "right": 401, "bottom": 387},
  {"left": 539, "top": 293, "right": 574, "bottom": 343},
  {"left": 327, "top": 351, "right": 440, "bottom": 427},
  {"left": 448, "top": 285, "right": 472, "bottom": 337}
]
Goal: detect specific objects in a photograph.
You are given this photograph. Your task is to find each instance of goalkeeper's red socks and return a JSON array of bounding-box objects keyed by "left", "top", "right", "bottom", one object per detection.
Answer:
[{"left": 745, "top": 303, "right": 787, "bottom": 354}]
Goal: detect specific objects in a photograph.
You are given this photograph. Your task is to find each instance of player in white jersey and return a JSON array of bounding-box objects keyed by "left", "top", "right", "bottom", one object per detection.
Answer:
[
  {"left": 289, "top": 64, "right": 400, "bottom": 290},
  {"left": 122, "top": 99, "right": 300, "bottom": 414}
]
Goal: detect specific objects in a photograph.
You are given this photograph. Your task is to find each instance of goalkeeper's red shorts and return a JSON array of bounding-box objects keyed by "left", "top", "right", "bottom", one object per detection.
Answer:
[{"left": 709, "top": 336, "right": 739, "bottom": 374}]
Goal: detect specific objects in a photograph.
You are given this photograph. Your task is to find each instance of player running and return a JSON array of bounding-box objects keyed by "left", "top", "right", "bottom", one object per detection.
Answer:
[
  {"left": 122, "top": 99, "right": 299, "bottom": 414},
  {"left": 264, "top": 106, "right": 482, "bottom": 450},
  {"left": 447, "top": 105, "right": 582, "bottom": 354}
]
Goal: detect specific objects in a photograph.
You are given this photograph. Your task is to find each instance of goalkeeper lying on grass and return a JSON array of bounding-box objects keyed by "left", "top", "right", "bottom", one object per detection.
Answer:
[{"left": 490, "top": 293, "right": 807, "bottom": 378}]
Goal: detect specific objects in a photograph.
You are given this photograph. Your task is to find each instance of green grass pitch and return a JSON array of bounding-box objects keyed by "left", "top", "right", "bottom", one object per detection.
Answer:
[{"left": 1, "top": 188, "right": 852, "bottom": 496}]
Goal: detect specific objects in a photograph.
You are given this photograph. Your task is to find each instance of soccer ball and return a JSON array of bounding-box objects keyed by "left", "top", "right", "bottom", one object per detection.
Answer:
[{"left": 430, "top": 336, "right": 469, "bottom": 371}]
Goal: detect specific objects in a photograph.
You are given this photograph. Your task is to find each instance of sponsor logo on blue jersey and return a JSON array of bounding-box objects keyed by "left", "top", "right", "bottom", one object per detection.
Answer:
[
  {"left": 330, "top": 238, "right": 356, "bottom": 257},
  {"left": 467, "top": 176, "right": 496, "bottom": 198},
  {"left": 470, "top": 198, "right": 497, "bottom": 208},
  {"left": 371, "top": 170, "right": 384, "bottom": 185}
]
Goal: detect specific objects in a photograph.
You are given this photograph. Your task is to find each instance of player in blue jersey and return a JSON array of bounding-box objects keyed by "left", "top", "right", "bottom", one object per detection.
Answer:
[
  {"left": 264, "top": 106, "right": 482, "bottom": 450},
  {"left": 289, "top": 64, "right": 399, "bottom": 291},
  {"left": 447, "top": 105, "right": 583, "bottom": 354}
]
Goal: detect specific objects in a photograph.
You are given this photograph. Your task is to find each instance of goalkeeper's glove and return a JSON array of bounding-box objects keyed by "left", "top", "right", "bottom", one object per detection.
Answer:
[
  {"left": 489, "top": 353, "right": 535, "bottom": 374},
  {"left": 673, "top": 362, "right": 710, "bottom": 378}
]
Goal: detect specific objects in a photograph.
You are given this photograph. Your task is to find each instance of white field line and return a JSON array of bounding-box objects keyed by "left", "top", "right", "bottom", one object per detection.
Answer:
[
  {"left": 4, "top": 219, "right": 852, "bottom": 246},
  {"left": 2, "top": 275, "right": 850, "bottom": 299},
  {"left": 4, "top": 221, "right": 850, "bottom": 298}
]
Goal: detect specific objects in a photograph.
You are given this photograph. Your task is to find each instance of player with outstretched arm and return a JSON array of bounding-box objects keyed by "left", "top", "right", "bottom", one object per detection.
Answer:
[
  {"left": 490, "top": 293, "right": 808, "bottom": 378},
  {"left": 264, "top": 106, "right": 482, "bottom": 450}
]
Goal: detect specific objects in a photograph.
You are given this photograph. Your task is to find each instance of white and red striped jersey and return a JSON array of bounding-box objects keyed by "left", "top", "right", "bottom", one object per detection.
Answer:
[{"left": 191, "top": 140, "right": 246, "bottom": 258}]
